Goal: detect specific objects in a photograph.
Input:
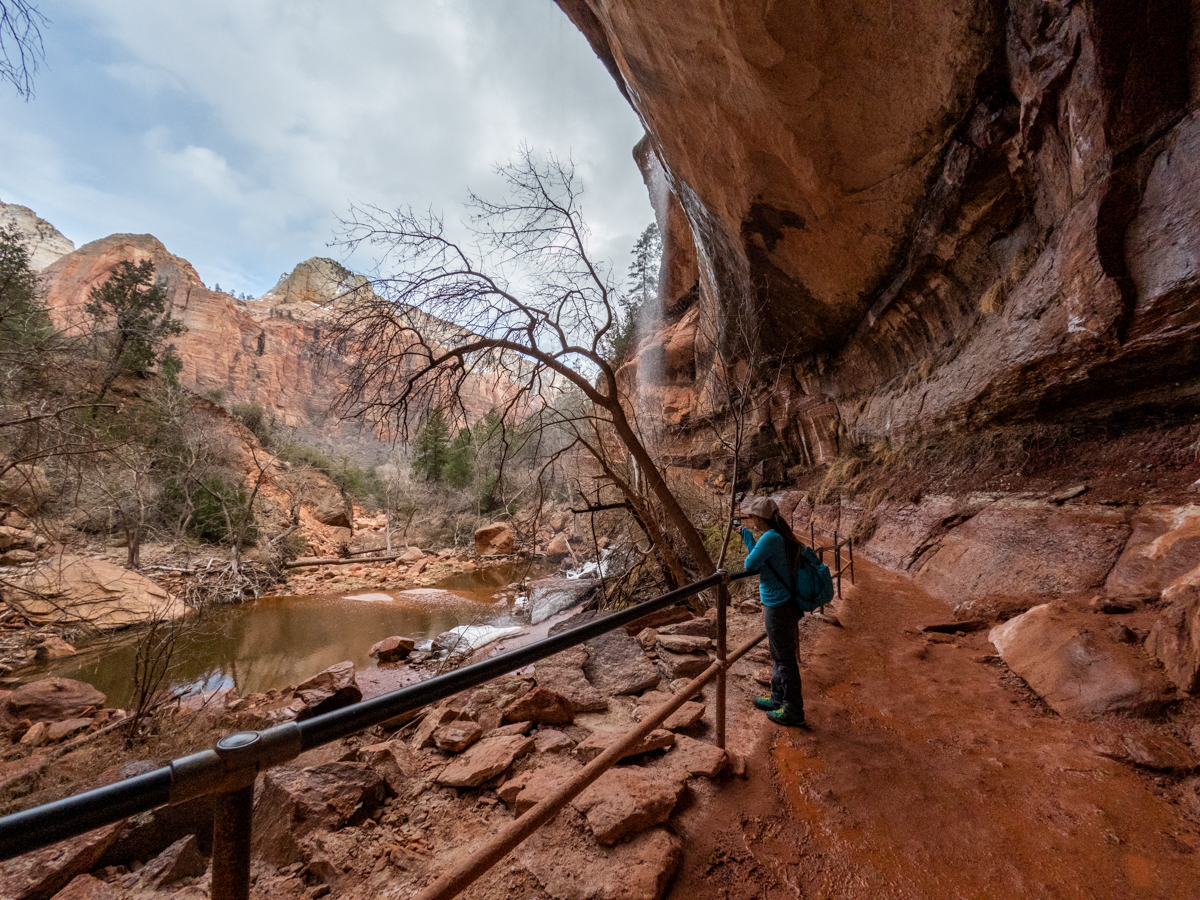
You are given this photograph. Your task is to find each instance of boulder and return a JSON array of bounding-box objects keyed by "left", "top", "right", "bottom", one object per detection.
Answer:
[
  {"left": 7, "top": 678, "right": 105, "bottom": 723},
  {"left": 433, "top": 720, "right": 483, "bottom": 753},
  {"left": 623, "top": 605, "right": 694, "bottom": 634},
  {"left": 534, "top": 647, "right": 608, "bottom": 714},
  {"left": 398, "top": 546, "right": 425, "bottom": 564},
  {"left": 502, "top": 686, "right": 574, "bottom": 726},
  {"left": 140, "top": 834, "right": 206, "bottom": 888},
  {"left": 294, "top": 661, "right": 362, "bottom": 720},
  {"left": 474, "top": 522, "right": 515, "bottom": 556},
  {"left": 34, "top": 637, "right": 75, "bottom": 661},
  {"left": 989, "top": 604, "right": 1177, "bottom": 717},
  {"left": 1146, "top": 578, "right": 1200, "bottom": 693},
  {"left": 528, "top": 576, "right": 598, "bottom": 625},
  {"left": 583, "top": 629, "right": 660, "bottom": 696},
  {"left": 369, "top": 636, "right": 415, "bottom": 663},
  {"left": 0, "top": 549, "right": 37, "bottom": 566},
  {"left": 436, "top": 734, "right": 534, "bottom": 787},
  {"left": 1106, "top": 506, "right": 1200, "bottom": 599},
  {"left": 575, "top": 728, "right": 675, "bottom": 763},
  {"left": 545, "top": 533, "right": 571, "bottom": 560},
  {"left": 0, "top": 525, "right": 39, "bottom": 552},
  {"left": 515, "top": 820, "right": 681, "bottom": 900},
  {"left": 0, "top": 464, "right": 49, "bottom": 513},
  {"left": 312, "top": 490, "right": 353, "bottom": 529},
  {"left": 572, "top": 767, "right": 687, "bottom": 845},
  {"left": 253, "top": 762, "right": 387, "bottom": 865},
  {"left": 9, "top": 556, "right": 187, "bottom": 630}
]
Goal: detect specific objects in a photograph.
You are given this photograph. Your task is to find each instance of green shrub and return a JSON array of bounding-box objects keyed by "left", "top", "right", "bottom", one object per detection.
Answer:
[
  {"left": 192, "top": 474, "right": 258, "bottom": 545},
  {"left": 230, "top": 401, "right": 272, "bottom": 446}
]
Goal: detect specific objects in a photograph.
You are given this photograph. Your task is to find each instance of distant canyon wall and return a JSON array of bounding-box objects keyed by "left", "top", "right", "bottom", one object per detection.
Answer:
[{"left": 560, "top": 0, "right": 1200, "bottom": 477}]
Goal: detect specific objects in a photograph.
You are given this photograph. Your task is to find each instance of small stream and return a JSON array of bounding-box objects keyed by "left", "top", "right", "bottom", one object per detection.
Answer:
[{"left": 30, "top": 562, "right": 543, "bottom": 709}]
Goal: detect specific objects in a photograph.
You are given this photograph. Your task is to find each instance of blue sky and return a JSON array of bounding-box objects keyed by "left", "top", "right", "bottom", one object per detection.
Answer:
[{"left": 0, "top": 1, "right": 650, "bottom": 296}]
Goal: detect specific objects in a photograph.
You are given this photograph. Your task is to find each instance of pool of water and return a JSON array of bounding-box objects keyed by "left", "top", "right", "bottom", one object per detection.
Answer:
[{"left": 32, "top": 562, "right": 545, "bottom": 709}]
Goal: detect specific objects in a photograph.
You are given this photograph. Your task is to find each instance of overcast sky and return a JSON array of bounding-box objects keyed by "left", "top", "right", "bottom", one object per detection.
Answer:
[{"left": 0, "top": 1, "right": 650, "bottom": 296}]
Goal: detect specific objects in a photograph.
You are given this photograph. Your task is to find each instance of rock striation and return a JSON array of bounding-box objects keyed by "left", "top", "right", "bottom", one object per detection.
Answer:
[{"left": 559, "top": 1, "right": 1200, "bottom": 475}]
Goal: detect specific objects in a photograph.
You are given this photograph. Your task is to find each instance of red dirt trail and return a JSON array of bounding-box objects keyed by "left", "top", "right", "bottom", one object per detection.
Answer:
[{"left": 668, "top": 560, "right": 1199, "bottom": 899}]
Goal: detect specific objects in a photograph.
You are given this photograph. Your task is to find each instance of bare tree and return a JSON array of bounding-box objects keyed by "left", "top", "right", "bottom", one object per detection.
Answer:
[
  {"left": 330, "top": 149, "right": 716, "bottom": 582},
  {"left": 0, "top": 1, "right": 46, "bottom": 100}
]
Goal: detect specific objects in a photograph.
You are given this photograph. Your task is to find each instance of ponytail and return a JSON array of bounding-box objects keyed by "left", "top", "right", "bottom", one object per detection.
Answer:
[{"left": 766, "top": 510, "right": 803, "bottom": 577}]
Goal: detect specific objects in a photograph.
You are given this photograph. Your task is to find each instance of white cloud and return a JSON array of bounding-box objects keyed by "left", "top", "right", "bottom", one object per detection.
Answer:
[{"left": 0, "top": 0, "right": 651, "bottom": 296}]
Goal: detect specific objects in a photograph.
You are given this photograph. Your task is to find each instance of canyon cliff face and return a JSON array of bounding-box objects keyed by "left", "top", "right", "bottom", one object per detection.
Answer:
[
  {"left": 1, "top": 199, "right": 75, "bottom": 270},
  {"left": 36, "top": 235, "right": 537, "bottom": 446},
  {"left": 561, "top": 1, "right": 1200, "bottom": 475}
]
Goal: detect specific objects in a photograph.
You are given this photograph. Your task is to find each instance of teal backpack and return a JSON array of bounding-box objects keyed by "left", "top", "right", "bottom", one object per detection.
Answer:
[{"left": 767, "top": 544, "right": 834, "bottom": 613}]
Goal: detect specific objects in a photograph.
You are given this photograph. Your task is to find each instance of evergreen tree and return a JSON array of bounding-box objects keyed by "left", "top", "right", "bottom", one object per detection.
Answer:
[
  {"left": 0, "top": 224, "right": 54, "bottom": 392},
  {"left": 411, "top": 408, "right": 450, "bottom": 481},
  {"left": 443, "top": 426, "right": 475, "bottom": 488},
  {"left": 605, "top": 222, "right": 661, "bottom": 364},
  {"left": 86, "top": 259, "right": 186, "bottom": 403}
]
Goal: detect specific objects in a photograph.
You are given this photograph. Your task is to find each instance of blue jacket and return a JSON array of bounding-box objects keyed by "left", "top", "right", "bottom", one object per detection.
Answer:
[{"left": 740, "top": 528, "right": 795, "bottom": 607}]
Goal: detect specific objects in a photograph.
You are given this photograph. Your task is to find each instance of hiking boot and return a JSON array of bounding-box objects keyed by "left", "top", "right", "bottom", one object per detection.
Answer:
[
  {"left": 753, "top": 696, "right": 781, "bottom": 712},
  {"left": 766, "top": 707, "right": 807, "bottom": 728}
]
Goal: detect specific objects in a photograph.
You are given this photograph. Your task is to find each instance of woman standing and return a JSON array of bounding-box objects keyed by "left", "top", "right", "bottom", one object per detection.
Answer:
[{"left": 739, "top": 497, "right": 808, "bottom": 727}]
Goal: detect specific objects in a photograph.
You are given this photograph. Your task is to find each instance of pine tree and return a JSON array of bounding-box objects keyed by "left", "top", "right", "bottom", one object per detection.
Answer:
[
  {"left": 605, "top": 222, "right": 661, "bottom": 364},
  {"left": 443, "top": 426, "right": 475, "bottom": 487},
  {"left": 411, "top": 408, "right": 450, "bottom": 481}
]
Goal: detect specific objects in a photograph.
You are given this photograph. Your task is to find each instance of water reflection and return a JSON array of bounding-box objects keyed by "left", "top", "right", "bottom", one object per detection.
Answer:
[{"left": 37, "top": 589, "right": 511, "bottom": 709}]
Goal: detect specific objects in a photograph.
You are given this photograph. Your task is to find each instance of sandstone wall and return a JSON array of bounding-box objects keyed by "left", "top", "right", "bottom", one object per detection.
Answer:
[{"left": 560, "top": 1, "right": 1200, "bottom": 466}]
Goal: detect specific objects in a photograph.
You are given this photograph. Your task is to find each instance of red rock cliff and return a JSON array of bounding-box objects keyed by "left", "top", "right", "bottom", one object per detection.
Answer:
[{"left": 560, "top": 0, "right": 1200, "bottom": 474}]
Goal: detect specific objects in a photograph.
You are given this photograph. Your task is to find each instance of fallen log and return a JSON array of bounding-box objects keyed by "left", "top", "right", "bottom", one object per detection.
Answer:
[{"left": 283, "top": 554, "right": 405, "bottom": 569}]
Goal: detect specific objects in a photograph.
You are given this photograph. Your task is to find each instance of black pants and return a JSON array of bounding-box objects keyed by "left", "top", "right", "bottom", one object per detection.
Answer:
[{"left": 763, "top": 601, "right": 804, "bottom": 717}]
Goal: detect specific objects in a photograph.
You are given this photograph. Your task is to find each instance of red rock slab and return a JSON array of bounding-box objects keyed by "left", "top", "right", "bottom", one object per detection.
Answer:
[
  {"left": 574, "top": 728, "right": 674, "bottom": 764},
  {"left": 433, "top": 720, "right": 483, "bottom": 753},
  {"left": 572, "top": 766, "right": 687, "bottom": 845},
  {"left": 503, "top": 686, "right": 574, "bottom": 726},
  {"left": 435, "top": 734, "right": 535, "bottom": 788},
  {"left": 7, "top": 678, "right": 104, "bottom": 724},
  {"left": 0, "top": 821, "right": 123, "bottom": 900}
]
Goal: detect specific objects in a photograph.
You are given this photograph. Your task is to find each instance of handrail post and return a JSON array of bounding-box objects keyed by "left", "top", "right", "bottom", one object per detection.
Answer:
[
  {"left": 212, "top": 784, "right": 253, "bottom": 900},
  {"left": 834, "top": 529, "right": 841, "bottom": 600},
  {"left": 849, "top": 537, "right": 855, "bottom": 583},
  {"left": 715, "top": 569, "right": 729, "bottom": 750}
]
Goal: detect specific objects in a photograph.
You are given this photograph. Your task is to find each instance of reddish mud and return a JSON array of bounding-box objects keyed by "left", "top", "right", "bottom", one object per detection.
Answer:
[{"left": 668, "top": 560, "right": 1199, "bottom": 900}]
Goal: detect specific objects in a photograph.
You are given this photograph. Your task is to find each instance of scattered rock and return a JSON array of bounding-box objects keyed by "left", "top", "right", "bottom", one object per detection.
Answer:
[
  {"left": 253, "top": 763, "right": 387, "bottom": 865},
  {"left": 534, "top": 729, "right": 576, "bottom": 753},
  {"left": 7, "top": 678, "right": 105, "bottom": 723},
  {"left": 354, "top": 741, "right": 422, "bottom": 798},
  {"left": 436, "top": 734, "right": 535, "bottom": 787},
  {"left": 1091, "top": 596, "right": 1140, "bottom": 614},
  {"left": 0, "top": 524, "right": 41, "bottom": 553},
  {"left": 1049, "top": 484, "right": 1088, "bottom": 503},
  {"left": 657, "top": 618, "right": 716, "bottom": 639},
  {"left": 1109, "top": 624, "right": 1139, "bottom": 644},
  {"left": 635, "top": 628, "right": 657, "bottom": 651},
  {"left": 47, "top": 875, "right": 121, "bottom": 900},
  {"left": 412, "top": 707, "right": 470, "bottom": 750},
  {"left": 45, "top": 717, "right": 92, "bottom": 742},
  {"left": 989, "top": 604, "right": 1177, "bottom": 717},
  {"left": 398, "top": 546, "right": 425, "bottom": 564},
  {"left": 503, "top": 686, "right": 574, "bottom": 726},
  {"left": 433, "top": 720, "right": 483, "bottom": 752},
  {"left": 491, "top": 720, "right": 532, "bottom": 736},
  {"left": 369, "top": 636, "right": 415, "bottom": 663},
  {"left": 294, "top": 662, "right": 362, "bottom": 720},
  {"left": 583, "top": 630, "right": 660, "bottom": 696},
  {"left": 1146, "top": 581, "right": 1200, "bottom": 693},
  {"left": 656, "top": 634, "right": 711, "bottom": 653},
  {"left": 623, "top": 605, "right": 693, "bottom": 634},
  {"left": 656, "top": 648, "right": 711, "bottom": 680},
  {"left": 499, "top": 763, "right": 578, "bottom": 815},
  {"left": 516, "top": 819, "right": 681, "bottom": 900},
  {"left": 534, "top": 648, "right": 608, "bottom": 714},
  {"left": 140, "top": 834, "right": 206, "bottom": 888},
  {"left": 575, "top": 728, "right": 675, "bottom": 763},
  {"left": 0, "top": 549, "right": 37, "bottom": 566},
  {"left": 662, "top": 734, "right": 728, "bottom": 777},
  {"left": 1097, "top": 732, "right": 1200, "bottom": 773},
  {"left": 572, "top": 766, "right": 687, "bottom": 845},
  {"left": 19, "top": 721, "right": 45, "bottom": 745},
  {"left": 546, "top": 533, "right": 572, "bottom": 560},
  {"left": 0, "top": 820, "right": 123, "bottom": 900},
  {"left": 475, "top": 522, "right": 515, "bottom": 556}
]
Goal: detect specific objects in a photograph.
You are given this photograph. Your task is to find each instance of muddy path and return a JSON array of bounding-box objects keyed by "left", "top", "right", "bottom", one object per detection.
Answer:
[{"left": 669, "top": 560, "right": 1199, "bottom": 899}]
